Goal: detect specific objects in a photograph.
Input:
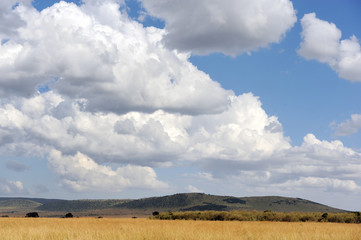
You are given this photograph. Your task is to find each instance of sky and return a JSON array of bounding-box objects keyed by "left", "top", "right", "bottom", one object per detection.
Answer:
[{"left": 0, "top": 0, "right": 360, "bottom": 211}]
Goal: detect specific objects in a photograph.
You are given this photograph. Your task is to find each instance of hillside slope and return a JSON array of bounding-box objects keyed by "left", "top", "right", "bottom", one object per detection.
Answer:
[
  {"left": 0, "top": 193, "right": 345, "bottom": 215},
  {"left": 0, "top": 199, "right": 42, "bottom": 209},
  {"left": 36, "top": 199, "right": 129, "bottom": 212},
  {"left": 114, "top": 193, "right": 344, "bottom": 213}
]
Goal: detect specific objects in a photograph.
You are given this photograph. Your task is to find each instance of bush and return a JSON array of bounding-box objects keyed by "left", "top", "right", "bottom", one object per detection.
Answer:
[{"left": 25, "top": 212, "right": 39, "bottom": 218}]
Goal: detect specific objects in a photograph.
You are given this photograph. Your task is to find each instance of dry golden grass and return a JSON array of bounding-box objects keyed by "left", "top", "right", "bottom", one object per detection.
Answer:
[{"left": 0, "top": 218, "right": 360, "bottom": 240}]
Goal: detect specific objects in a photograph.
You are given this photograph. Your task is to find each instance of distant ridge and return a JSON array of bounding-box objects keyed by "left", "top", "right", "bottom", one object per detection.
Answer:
[
  {"left": 0, "top": 193, "right": 346, "bottom": 215},
  {"left": 114, "top": 193, "right": 344, "bottom": 213}
]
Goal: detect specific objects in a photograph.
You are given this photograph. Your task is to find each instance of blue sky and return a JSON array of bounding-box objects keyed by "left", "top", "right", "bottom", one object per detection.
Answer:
[
  {"left": 0, "top": 0, "right": 360, "bottom": 211},
  {"left": 188, "top": 1, "right": 361, "bottom": 147}
]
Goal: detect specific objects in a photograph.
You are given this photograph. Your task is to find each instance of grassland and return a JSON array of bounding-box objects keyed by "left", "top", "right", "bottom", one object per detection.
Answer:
[{"left": 0, "top": 218, "right": 360, "bottom": 240}]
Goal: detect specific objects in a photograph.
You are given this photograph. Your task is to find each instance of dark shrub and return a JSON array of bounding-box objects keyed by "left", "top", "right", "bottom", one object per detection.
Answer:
[
  {"left": 354, "top": 212, "right": 361, "bottom": 223},
  {"left": 213, "top": 214, "right": 224, "bottom": 221},
  {"left": 152, "top": 211, "right": 160, "bottom": 216},
  {"left": 318, "top": 212, "right": 329, "bottom": 222},
  {"left": 65, "top": 213, "right": 73, "bottom": 218},
  {"left": 26, "top": 212, "right": 39, "bottom": 218}
]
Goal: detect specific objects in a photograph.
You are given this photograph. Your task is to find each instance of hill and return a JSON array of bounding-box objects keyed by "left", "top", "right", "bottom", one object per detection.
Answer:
[
  {"left": 0, "top": 199, "right": 42, "bottom": 209},
  {"left": 114, "top": 193, "right": 344, "bottom": 213},
  {"left": 0, "top": 193, "right": 345, "bottom": 216}
]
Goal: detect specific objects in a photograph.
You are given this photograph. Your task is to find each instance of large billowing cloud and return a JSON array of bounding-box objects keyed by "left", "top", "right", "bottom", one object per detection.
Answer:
[
  {"left": 139, "top": 0, "right": 297, "bottom": 55},
  {"left": 0, "top": 91, "right": 290, "bottom": 167},
  {"left": 298, "top": 13, "right": 361, "bottom": 82},
  {"left": 48, "top": 149, "right": 168, "bottom": 192},
  {"left": 0, "top": 0, "right": 360, "bottom": 202},
  {"left": 1, "top": 90, "right": 360, "bottom": 196},
  {"left": 1, "top": 1, "right": 232, "bottom": 114}
]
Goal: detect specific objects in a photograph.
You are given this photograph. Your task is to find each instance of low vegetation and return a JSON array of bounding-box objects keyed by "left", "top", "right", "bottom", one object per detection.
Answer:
[
  {"left": 36, "top": 199, "right": 128, "bottom": 212},
  {"left": 0, "top": 218, "right": 360, "bottom": 240},
  {"left": 153, "top": 210, "right": 361, "bottom": 224}
]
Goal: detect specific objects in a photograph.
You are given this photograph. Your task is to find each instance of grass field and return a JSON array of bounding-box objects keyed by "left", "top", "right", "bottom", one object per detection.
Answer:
[{"left": 0, "top": 218, "right": 360, "bottom": 240}]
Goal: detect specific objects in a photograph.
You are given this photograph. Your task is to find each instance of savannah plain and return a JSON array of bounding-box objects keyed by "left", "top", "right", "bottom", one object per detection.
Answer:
[{"left": 0, "top": 217, "right": 360, "bottom": 240}]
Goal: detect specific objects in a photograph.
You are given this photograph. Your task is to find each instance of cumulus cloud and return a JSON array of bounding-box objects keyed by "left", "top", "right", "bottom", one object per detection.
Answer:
[
  {"left": 1, "top": 91, "right": 360, "bottom": 194},
  {"left": 298, "top": 13, "right": 361, "bottom": 82},
  {"left": 5, "top": 159, "right": 30, "bottom": 172},
  {"left": 271, "top": 134, "right": 361, "bottom": 182},
  {"left": 139, "top": 0, "right": 297, "bottom": 55},
  {"left": 0, "top": 178, "right": 26, "bottom": 195},
  {"left": 0, "top": 0, "right": 27, "bottom": 39},
  {"left": 291, "top": 133, "right": 358, "bottom": 161},
  {"left": 332, "top": 114, "right": 361, "bottom": 136},
  {"left": 0, "top": 1, "right": 231, "bottom": 114},
  {"left": 191, "top": 133, "right": 361, "bottom": 196},
  {"left": 48, "top": 149, "right": 168, "bottom": 192},
  {"left": 0, "top": 91, "right": 289, "bottom": 167},
  {"left": 0, "top": 0, "right": 360, "bottom": 199},
  {"left": 281, "top": 177, "right": 361, "bottom": 193}
]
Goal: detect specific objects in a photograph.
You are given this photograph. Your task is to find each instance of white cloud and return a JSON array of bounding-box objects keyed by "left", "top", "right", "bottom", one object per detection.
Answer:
[
  {"left": 185, "top": 185, "right": 202, "bottom": 193},
  {"left": 0, "top": 86, "right": 360, "bottom": 195},
  {"left": 281, "top": 177, "right": 361, "bottom": 193},
  {"left": 0, "top": 0, "right": 360, "bottom": 200},
  {"left": 0, "top": 178, "right": 25, "bottom": 195},
  {"left": 0, "top": 1, "right": 232, "bottom": 114},
  {"left": 0, "top": 0, "right": 28, "bottom": 39},
  {"left": 48, "top": 149, "right": 168, "bottom": 192},
  {"left": 139, "top": 0, "right": 297, "bottom": 56},
  {"left": 187, "top": 94, "right": 290, "bottom": 162},
  {"left": 293, "top": 133, "right": 357, "bottom": 161},
  {"left": 188, "top": 133, "right": 361, "bottom": 196},
  {"left": 298, "top": 13, "right": 361, "bottom": 82},
  {"left": 0, "top": 91, "right": 290, "bottom": 167},
  {"left": 332, "top": 114, "right": 361, "bottom": 136},
  {"left": 275, "top": 134, "right": 361, "bottom": 182}
]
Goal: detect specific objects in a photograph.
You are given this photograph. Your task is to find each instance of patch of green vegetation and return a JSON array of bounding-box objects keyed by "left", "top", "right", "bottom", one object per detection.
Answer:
[
  {"left": 153, "top": 210, "right": 361, "bottom": 224},
  {"left": 37, "top": 199, "right": 128, "bottom": 212},
  {"left": 238, "top": 196, "right": 343, "bottom": 213},
  {"left": 115, "top": 193, "right": 208, "bottom": 210},
  {"left": 182, "top": 203, "right": 228, "bottom": 211},
  {"left": 223, "top": 197, "right": 246, "bottom": 204},
  {"left": 0, "top": 199, "right": 42, "bottom": 209}
]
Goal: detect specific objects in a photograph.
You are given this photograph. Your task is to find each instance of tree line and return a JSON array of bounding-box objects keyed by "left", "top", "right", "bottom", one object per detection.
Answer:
[{"left": 151, "top": 210, "right": 361, "bottom": 224}]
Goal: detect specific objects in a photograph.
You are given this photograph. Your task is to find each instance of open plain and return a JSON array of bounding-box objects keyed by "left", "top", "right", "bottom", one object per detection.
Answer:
[{"left": 0, "top": 218, "right": 360, "bottom": 240}]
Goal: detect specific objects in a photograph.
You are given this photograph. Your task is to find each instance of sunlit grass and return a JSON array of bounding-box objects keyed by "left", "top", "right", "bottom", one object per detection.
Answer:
[{"left": 0, "top": 218, "right": 360, "bottom": 240}]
